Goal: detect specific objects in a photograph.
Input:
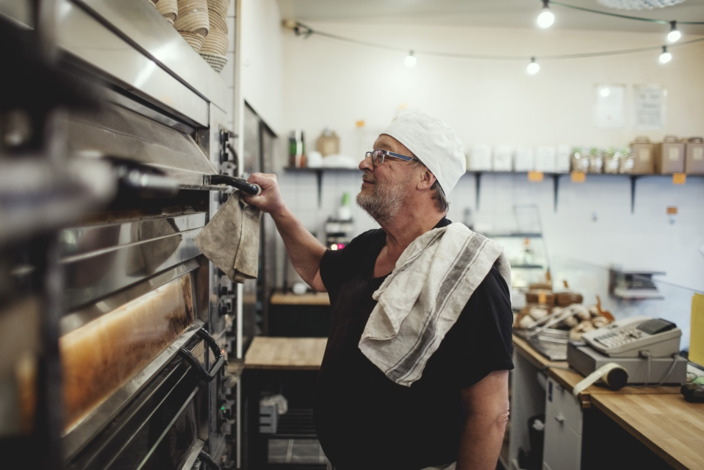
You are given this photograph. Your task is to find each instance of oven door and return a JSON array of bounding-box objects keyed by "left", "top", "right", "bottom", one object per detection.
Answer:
[{"left": 64, "top": 323, "right": 224, "bottom": 470}]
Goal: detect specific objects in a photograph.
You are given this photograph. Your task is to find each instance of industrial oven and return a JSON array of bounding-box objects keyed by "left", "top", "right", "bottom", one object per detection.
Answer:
[{"left": 0, "top": 0, "right": 245, "bottom": 469}]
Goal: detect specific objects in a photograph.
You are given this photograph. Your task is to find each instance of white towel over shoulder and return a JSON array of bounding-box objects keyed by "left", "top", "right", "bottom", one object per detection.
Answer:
[{"left": 359, "top": 223, "right": 511, "bottom": 387}]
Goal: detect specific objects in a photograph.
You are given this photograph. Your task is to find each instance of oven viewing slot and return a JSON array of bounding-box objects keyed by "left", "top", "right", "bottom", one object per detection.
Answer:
[{"left": 64, "top": 329, "right": 214, "bottom": 469}]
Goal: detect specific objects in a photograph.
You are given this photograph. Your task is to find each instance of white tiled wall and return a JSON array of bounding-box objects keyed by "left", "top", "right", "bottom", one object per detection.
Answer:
[{"left": 276, "top": 167, "right": 703, "bottom": 347}]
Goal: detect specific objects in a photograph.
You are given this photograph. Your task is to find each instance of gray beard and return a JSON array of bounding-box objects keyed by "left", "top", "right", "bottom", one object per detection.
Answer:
[{"left": 356, "top": 180, "right": 406, "bottom": 225}]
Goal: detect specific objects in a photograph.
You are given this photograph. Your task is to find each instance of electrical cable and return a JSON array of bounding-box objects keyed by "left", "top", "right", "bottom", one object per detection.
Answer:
[
  {"left": 287, "top": 22, "right": 704, "bottom": 63},
  {"left": 658, "top": 353, "right": 682, "bottom": 386}
]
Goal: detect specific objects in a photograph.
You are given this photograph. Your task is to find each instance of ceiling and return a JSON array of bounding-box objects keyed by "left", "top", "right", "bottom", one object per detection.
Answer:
[{"left": 276, "top": 0, "right": 704, "bottom": 36}]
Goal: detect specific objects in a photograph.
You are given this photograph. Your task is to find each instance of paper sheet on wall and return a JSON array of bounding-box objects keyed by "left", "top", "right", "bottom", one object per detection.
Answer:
[
  {"left": 634, "top": 84, "right": 665, "bottom": 130},
  {"left": 593, "top": 84, "right": 625, "bottom": 129},
  {"left": 690, "top": 293, "right": 704, "bottom": 366}
]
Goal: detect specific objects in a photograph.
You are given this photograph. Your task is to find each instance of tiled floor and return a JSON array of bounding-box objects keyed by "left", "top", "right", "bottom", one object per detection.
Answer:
[{"left": 267, "top": 438, "right": 329, "bottom": 465}]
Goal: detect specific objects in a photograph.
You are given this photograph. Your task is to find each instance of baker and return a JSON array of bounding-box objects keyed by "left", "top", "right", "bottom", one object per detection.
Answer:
[{"left": 245, "top": 111, "right": 514, "bottom": 470}]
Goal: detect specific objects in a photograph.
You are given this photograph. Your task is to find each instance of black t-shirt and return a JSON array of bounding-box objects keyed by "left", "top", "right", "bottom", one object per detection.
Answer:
[{"left": 315, "top": 220, "right": 514, "bottom": 470}]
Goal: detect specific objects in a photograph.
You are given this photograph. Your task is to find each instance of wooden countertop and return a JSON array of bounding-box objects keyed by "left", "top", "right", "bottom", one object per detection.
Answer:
[
  {"left": 244, "top": 336, "right": 327, "bottom": 370},
  {"left": 513, "top": 333, "right": 700, "bottom": 470},
  {"left": 591, "top": 393, "right": 704, "bottom": 470},
  {"left": 270, "top": 291, "right": 331, "bottom": 306}
]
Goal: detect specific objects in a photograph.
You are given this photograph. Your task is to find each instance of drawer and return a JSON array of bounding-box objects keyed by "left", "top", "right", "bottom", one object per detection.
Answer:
[
  {"left": 542, "top": 422, "right": 581, "bottom": 470},
  {"left": 543, "top": 377, "right": 583, "bottom": 470},
  {"left": 545, "top": 377, "right": 582, "bottom": 435}
]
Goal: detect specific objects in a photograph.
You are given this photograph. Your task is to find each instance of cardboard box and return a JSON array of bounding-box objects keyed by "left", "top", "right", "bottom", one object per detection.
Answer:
[
  {"left": 629, "top": 137, "right": 654, "bottom": 174},
  {"left": 685, "top": 137, "right": 704, "bottom": 174},
  {"left": 653, "top": 135, "right": 685, "bottom": 174}
]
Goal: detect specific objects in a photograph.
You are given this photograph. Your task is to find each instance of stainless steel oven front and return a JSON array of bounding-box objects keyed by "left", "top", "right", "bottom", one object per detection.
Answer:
[{"left": 0, "top": 1, "right": 243, "bottom": 469}]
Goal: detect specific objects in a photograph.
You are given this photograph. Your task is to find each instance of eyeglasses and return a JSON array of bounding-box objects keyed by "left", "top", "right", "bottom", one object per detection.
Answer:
[{"left": 364, "top": 149, "right": 417, "bottom": 167}]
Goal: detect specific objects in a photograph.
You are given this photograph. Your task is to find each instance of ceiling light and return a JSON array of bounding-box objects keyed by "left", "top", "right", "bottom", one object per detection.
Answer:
[
  {"left": 536, "top": 1, "right": 555, "bottom": 28},
  {"left": 659, "top": 45, "right": 672, "bottom": 64},
  {"left": 526, "top": 57, "right": 541, "bottom": 75},
  {"left": 596, "top": 0, "right": 686, "bottom": 9},
  {"left": 667, "top": 21, "right": 682, "bottom": 43},
  {"left": 404, "top": 50, "right": 417, "bottom": 68}
]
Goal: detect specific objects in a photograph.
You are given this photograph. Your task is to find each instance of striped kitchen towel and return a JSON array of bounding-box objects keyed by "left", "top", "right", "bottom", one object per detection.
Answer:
[{"left": 359, "top": 223, "right": 511, "bottom": 386}]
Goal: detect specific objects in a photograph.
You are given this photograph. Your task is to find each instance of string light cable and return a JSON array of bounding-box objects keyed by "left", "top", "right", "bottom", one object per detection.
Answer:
[{"left": 284, "top": 19, "right": 704, "bottom": 65}]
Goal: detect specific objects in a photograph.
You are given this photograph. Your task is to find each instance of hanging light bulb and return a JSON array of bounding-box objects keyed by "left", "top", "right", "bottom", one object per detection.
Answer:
[
  {"left": 404, "top": 50, "right": 417, "bottom": 68},
  {"left": 659, "top": 45, "right": 672, "bottom": 64},
  {"left": 526, "top": 57, "right": 541, "bottom": 75},
  {"left": 667, "top": 21, "right": 682, "bottom": 43},
  {"left": 537, "top": 0, "right": 555, "bottom": 29}
]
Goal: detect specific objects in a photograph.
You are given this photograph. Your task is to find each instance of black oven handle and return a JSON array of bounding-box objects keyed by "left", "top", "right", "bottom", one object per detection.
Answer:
[
  {"left": 207, "top": 174, "right": 262, "bottom": 196},
  {"left": 197, "top": 450, "right": 221, "bottom": 470},
  {"left": 177, "top": 327, "right": 226, "bottom": 382}
]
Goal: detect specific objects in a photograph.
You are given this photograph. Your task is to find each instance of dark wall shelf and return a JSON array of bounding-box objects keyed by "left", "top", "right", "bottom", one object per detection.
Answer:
[{"left": 284, "top": 167, "right": 703, "bottom": 213}]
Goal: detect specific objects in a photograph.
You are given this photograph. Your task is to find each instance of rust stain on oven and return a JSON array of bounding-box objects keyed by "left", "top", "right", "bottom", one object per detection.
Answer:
[{"left": 21, "top": 274, "right": 197, "bottom": 432}]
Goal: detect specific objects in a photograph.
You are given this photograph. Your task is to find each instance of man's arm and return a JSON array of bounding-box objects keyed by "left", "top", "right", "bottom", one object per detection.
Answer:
[
  {"left": 245, "top": 173, "right": 327, "bottom": 291},
  {"left": 457, "top": 369, "right": 511, "bottom": 470}
]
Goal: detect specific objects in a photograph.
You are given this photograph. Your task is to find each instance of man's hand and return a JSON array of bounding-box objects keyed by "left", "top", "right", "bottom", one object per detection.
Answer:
[{"left": 244, "top": 173, "right": 286, "bottom": 215}]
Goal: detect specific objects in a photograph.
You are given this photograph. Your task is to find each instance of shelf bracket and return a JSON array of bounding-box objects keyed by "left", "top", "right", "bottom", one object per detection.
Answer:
[
  {"left": 630, "top": 175, "right": 637, "bottom": 214},
  {"left": 316, "top": 170, "right": 323, "bottom": 208},
  {"left": 553, "top": 174, "right": 560, "bottom": 212},
  {"left": 475, "top": 172, "right": 482, "bottom": 211}
]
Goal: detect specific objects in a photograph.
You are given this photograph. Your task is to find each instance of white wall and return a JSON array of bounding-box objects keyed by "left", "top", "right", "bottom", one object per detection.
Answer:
[
  {"left": 280, "top": 23, "right": 704, "bottom": 155},
  {"left": 240, "top": 0, "right": 285, "bottom": 133},
  {"left": 242, "top": 7, "right": 704, "bottom": 344}
]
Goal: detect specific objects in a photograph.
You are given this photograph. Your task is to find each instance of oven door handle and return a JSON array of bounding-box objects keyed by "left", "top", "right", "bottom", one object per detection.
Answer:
[
  {"left": 207, "top": 174, "right": 262, "bottom": 195},
  {"left": 197, "top": 450, "right": 221, "bottom": 470},
  {"left": 178, "top": 327, "right": 225, "bottom": 382}
]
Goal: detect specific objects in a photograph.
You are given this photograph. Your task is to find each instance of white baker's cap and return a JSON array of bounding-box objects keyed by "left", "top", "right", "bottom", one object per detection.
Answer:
[{"left": 381, "top": 111, "right": 466, "bottom": 195}]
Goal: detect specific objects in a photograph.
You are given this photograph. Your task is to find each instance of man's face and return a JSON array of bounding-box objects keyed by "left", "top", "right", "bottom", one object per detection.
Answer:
[{"left": 356, "top": 135, "right": 418, "bottom": 224}]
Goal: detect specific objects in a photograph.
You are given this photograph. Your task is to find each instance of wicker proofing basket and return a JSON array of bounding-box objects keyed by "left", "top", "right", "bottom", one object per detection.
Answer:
[
  {"left": 200, "top": 29, "right": 228, "bottom": 56},
  {"left": 155, "top": 0, "right": 178, "bottom": 24},
  {"left": 201, "top": 53, "right": 227, "bottom": 73},
  {"left": 175, "top": 0, "right": 209, "bottom": 37},
  {"left": 207, "top": 0, "right": 230, "bottom": 18},
  {"left": 209, "top": 13, "right": 227, "bottom": 33},
  {"left": 179, "top": 30, "right": 206, "bottom": 52}
]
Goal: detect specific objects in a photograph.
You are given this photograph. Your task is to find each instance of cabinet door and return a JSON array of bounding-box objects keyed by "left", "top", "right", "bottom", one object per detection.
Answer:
[{"left": 543, "top": 377, "right": 583, "bottom": 470}]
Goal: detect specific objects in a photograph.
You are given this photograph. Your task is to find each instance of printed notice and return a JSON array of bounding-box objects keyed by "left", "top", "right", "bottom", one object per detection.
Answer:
[
  {"left": 594, "top": 84, "right": 625, "bottom": 129},
  {"left": 634, "top": 84, "right": 665, "bottom": 130}
]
